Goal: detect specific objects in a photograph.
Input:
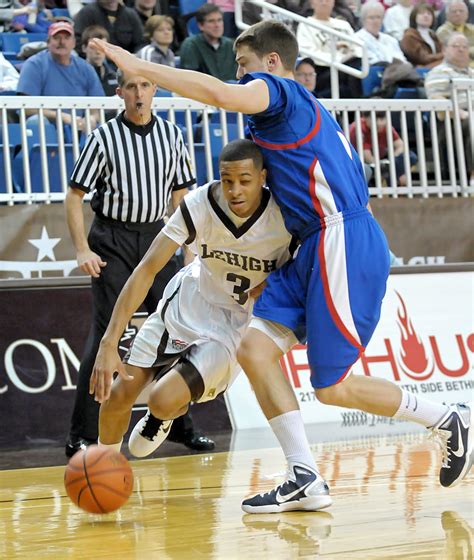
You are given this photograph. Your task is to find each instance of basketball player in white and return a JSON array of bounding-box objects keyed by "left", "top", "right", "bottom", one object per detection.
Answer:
[{"left": 90, "top": 139, "right": 298, "bottom": 458}]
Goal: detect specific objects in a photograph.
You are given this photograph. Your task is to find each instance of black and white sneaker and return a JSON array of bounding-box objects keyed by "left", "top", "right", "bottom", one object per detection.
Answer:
[
  {"left": 128, "top": 410, "right": 173, "bottom": 458},
  {"left": 241, "top": 463, "right": 332, "bottom": 514},
  {"left": 430, "top": 403, "right": 473, "bottom": 488}
]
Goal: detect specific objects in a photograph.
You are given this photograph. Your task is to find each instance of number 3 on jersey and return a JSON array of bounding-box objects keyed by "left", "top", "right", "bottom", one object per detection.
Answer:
[{"left": 226, "top": 273, "right": 251, "bottom": 304}]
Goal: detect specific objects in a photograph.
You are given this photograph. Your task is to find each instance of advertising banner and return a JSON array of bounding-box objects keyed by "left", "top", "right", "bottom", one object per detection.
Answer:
[
  {"left": 225, "top": 271, "right": 474, "bottom": 430},
  {"left": 0, "top": 289, "right": 230, "bottom": 449},
  {"left": 371, "top": 197, "right": 474, "bottom": 264}
]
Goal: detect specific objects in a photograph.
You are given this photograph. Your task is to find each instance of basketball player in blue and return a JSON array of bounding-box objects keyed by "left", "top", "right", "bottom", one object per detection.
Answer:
[{"left": 92, "top": 22, "right": 473, "bottom": 513}]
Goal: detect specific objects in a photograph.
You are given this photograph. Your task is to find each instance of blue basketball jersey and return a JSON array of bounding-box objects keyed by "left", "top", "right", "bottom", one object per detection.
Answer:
[{"left": 240, "top": 73, "right": 369, "bottom": 238}]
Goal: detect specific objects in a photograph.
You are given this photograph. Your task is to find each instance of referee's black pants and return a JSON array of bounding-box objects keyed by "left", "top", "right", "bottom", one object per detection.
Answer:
[{"left": 68, "top": 216, "right": 193, "bottom": 442}]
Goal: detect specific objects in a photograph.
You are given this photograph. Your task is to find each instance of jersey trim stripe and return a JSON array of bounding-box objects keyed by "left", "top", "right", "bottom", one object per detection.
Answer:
[
  {"left": 207, "top": 184, "right": 271, "bottom": 239},
  {"left": 317, "top": 230, "right": 363, "bottom": 350},
  {"left": 180, "top": 199, "right": 197, "bottom": 245},
  {"left": 251, "top": 101, "right": 321, "bottom": 151}
]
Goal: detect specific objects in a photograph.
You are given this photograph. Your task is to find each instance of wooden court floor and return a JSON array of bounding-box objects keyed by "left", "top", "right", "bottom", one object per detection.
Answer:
[{"left": 0, "top": 432, "right": 472, "bottom": 559}]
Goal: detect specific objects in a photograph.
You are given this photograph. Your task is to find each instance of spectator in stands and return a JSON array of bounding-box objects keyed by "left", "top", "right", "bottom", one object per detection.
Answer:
[
  {"left": 0, "top": 51, "right": 19, "bottom": 92},
  {"left": 332, "top": 0, "right": 361, "bottom": 31},
  {"left": 179, "top": 4, "right": 237, "bottom": 81},
  {"left": 349, "top": 109, "right": 418, "bottom": 186},
  {"left": 136, "top": 14, "right": 175, "bottom": 65},
  {"left": 296, "top": 0, "right": 362, "bottom": 97},
  {"left": 11, "top": 0, "right": 54, "bottom": 33},
  {"left": 68, "top": 0, "right": 94, "bottom": 18},
  {"left": 401, "top": 3, "right": 444, "bottom": 68},
  {"left": 74, "top": 0, "right": 144, "bottom": 53},
  {"left": 355, "top": 1, "right": 407, "bottom": 65},
  {"left": 436, "top": 0, "right": 474, "bottom": 29},
  {"left": 209, "top": 0, "right": 238, "bottom": 38},
  {"left": 295, "top": 57, "right": 317, "bottom": 92},
  {"left": 425, "top": 33, "right": 473, "bottom": 179},
  {"left": 81, "top": 25, "right": 117, "bottom": 95},
  {"left": 133, "top": 0, "right": 161, "bottom": 26},
  {"left": 0, "top": 0, "right": 37, "bottom": 32},
  {"left": 17, "top": 21, "right": 104, "bottom": 130},
  {"left": 437, "top": 1, "right": 474, "bottom": 66},
  {"left": 383, "top": 0, "right": 414, "bottom": 42}
]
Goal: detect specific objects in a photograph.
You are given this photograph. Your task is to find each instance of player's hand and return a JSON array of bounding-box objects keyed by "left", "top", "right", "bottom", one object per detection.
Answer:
[
  {"left": 90, "top": 39, "right": 139, "bottom": 76},
  {"left": 90, "top": 343, "right": 133, "bottom": 403},
  {"left": 77, "top": 249, "right": 107, "bottom": 277},
  {"left": 249, "top": 280, "right": 267, "bottom": 299}
]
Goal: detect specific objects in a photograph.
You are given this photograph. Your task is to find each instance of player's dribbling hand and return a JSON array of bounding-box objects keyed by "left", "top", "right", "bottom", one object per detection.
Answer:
[
  {"left": 90, "top": 343, "right": 133, "bottom": 403},
  {"left": 77, "top": 249, "right": 107, "bottom": 278}
]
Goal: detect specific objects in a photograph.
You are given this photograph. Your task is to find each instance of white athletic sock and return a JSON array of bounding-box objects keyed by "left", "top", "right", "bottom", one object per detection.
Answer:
[
  {"left": 98, "top": 438, "right": 123, "bottom": 453},
  {"left": 269, "top": 410, "right": 318, "bottom": 472},
  {"left": 393, "top": 390, "right": 449, "bottom": 428}
]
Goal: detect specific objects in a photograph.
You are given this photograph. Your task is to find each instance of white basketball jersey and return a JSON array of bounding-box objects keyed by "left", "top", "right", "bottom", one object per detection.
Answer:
[{"left": 163, "top": 182, "right": 293, "bottom": 312}]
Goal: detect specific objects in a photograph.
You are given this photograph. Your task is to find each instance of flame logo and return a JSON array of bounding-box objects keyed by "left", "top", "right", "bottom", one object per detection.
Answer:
[{"left": 395, "top": 291, "right": 434, "bottom": 379}]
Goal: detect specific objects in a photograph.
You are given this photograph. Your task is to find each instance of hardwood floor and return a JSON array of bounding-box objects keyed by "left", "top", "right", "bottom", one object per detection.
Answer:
[{"left": 0, "top": 432, "right": 472, "bottom": 559}]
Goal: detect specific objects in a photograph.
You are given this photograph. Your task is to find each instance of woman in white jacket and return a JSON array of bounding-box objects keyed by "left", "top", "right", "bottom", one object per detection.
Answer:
[{"left": 296, "top": 0, "right": 362, "bottom": 96}]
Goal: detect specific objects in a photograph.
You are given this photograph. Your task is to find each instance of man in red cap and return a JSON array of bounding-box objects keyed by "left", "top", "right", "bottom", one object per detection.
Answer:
[{"left": 17, "top": 21, "right": 104, "bottom": 131}]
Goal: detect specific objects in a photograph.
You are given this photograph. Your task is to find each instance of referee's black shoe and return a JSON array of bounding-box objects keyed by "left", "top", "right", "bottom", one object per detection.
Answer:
[
  {"left": 167, "top": 428, "right": 215, "bottom": 451},
  {"left": 65, "top": 436, "right": 97, "bottom": 459}
]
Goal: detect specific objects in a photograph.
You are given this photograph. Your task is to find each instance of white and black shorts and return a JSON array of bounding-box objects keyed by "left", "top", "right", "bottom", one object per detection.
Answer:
[{"left": 125, "top": 265, "right": 247, "bottom": 403}]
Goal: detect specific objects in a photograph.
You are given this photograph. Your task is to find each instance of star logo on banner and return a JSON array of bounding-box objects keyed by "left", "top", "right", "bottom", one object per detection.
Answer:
[{"left": 28, "top": 226, "right": 61, "bottom": 262}]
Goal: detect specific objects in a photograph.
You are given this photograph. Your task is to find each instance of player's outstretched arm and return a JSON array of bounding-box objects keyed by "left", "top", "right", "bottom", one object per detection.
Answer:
[
  {"left": 90, "top": 232, "right": 180, "bottom": 403},
  {"left": 90, "top": 39, "right": 269, "bottom": 115}
]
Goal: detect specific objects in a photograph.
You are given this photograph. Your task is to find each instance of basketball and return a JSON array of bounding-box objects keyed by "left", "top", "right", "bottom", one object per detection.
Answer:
[{"left": 64, "top": 445, "right": 134, "bottom": 514}]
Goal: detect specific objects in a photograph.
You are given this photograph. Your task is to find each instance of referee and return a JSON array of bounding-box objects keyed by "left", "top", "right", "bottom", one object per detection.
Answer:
[{"left": 65, "top": 69, "right": 214, "bottom": 457}]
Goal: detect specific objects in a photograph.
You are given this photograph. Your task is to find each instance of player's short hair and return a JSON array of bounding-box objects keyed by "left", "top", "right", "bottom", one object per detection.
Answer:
[
  {"left": 234, "top": 20, "right": 299, "bottom": 72},
  {"left": 219, "top": 139, "right": 264, "bottom": 170},
  {"left": 81, "top": 25, "right": 110, "bottom": 48},
  {"left": 196, "top": 3, "right": 222, "bottom": 24}
]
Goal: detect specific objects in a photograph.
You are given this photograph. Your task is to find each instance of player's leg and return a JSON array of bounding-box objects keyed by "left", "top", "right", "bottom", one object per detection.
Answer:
[
  {"left": 128, "top": 367, "right": 193, "bottom": 457},
  {"left": 129, "top": 340, "right": 231, "bottom": 457},
  {"left": 237, "top": 260, "right": 332, "bottom": 513},
  {"left": 98, "top": 363, "right": 155, "bottom": 452},
  {"left": 310, "top": 213, "right": 472, "bottom": 488}
]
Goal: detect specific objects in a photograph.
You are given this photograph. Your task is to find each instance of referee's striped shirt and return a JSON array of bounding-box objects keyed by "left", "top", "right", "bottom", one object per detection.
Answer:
[{"left": 69, "top": 112, "right": 196, "bottom": 223}]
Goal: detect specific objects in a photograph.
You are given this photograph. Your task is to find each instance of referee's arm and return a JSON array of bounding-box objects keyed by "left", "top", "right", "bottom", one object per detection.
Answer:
[{"left": 65, "top": 187, "right": 107, "bottom": 278}]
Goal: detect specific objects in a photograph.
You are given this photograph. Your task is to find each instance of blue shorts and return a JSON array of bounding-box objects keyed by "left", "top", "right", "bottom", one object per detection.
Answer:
[{"left": 253, "top": 208, "right": 391, "bottom": 389}]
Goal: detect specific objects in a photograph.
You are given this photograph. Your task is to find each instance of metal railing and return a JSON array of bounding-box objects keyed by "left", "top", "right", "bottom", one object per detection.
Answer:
[
  {"left": 234, "top": 0, "right": 369, "bottom": 98},
  {"left": 0, "top": 89, "right": 472, "bottom": 204}
]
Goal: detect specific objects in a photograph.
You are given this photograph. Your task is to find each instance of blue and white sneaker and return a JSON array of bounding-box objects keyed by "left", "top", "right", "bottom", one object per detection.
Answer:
[
  {"left": 430, "top": 403, "right": 473, "bottom": 488},
  {"left": 128, "top": 410, "right": 173, "bottom": 458},
  {"left": 241, "top": 463, "right": 332, "bottom": 514}
]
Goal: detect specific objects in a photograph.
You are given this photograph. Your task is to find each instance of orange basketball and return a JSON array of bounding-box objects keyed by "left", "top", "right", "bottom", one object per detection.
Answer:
[{"left": 64, "top": 445, "right": 134, "bottom": 514}]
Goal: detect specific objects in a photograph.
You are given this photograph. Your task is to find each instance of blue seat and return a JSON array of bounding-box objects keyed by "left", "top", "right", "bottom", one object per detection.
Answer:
[
  {"left": 362, "top": 65, "right": 385, "bottom": 97},
  {"left": 178, "top": 0, "right": 205, "bottom": 35},
  {"left": 393, "top": 87, "right": 420, "bottom": 100},
  {"left": 1, "top": 33, "right": 48, "bottom": 59},
  {"left": 193, "top": 122, "right": 240, "bottom": 178},
  {"left": 13, "top": 143, "right": 75, "bottom": 193},
  {"left": 154, "top": 89, "right": 173, "bottom": 97},
  {"left": 193, "top": 143, "right": 209, "bottom": 185},
  {"left": 51, "top": 8, "right": 71, "bottom": 18}
]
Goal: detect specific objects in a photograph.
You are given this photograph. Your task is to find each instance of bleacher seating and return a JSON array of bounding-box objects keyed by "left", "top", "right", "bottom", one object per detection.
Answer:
[
  {"left": 1, "top": 33, "right": 48, "bottom": 61},
  {"left": 51, "top": 8, "right": 71, "bottom": 18},
  {"left": 178, "top": 0, "right": 205, "bottom": 35},
  {"left": 362, "top": 66, "right": 385, "bottom": 97}
]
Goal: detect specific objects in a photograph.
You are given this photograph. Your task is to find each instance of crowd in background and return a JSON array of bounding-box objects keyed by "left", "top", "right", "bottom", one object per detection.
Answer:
[{"left": 0, "top": 0, "right": 473, "bottom": 183}]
